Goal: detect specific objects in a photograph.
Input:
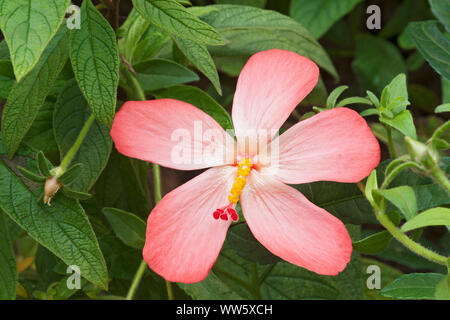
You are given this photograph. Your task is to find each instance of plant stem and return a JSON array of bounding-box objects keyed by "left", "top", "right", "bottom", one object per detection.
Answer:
[
  {"left": 152, "top": 164, "right": 162, "bottom": 203},
  {"left": 59, "top": 114, "right": 95, "bottom": 172},
  {"left": 151, "top": 163, "right": 173, "bottom": 299},
  {"left": 126, "top": 260, "right": 147, "bottom": 300},
  {"left": 429, "top": 163, "right": 450, "bottom": 194},
  {"left": 380, "top": 161, "right": 421, "bottom": 189},
  {"left": 123, "top": 70, "right": 174, "bottom": 300},
  {"left": 430, "top": 120, "right": 450, "bottom": 142},
  {"left": 385, "top": 125, "right": 397, "bottom": 158},
  {"left": 375, "top": 208, "right": 448, "bottom": 265}
]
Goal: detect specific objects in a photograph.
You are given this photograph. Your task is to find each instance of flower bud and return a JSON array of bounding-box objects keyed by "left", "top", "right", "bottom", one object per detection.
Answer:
[{"left": 43, "top": 176, "right": 62, "bottom": 205}]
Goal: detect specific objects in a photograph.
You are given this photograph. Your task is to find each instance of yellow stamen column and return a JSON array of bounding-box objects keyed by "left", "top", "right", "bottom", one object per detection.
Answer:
[{"left": 228, "top": 158, "right": 252, "bottom": 204}]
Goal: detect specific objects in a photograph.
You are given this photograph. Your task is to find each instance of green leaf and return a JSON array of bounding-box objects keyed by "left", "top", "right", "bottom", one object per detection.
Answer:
[
  {"left": 434, "top": 274, "right": 450, "bottom": 300},
  {"left": 173, "top": 37, "right": 222, "bottom": 95},
  {"left": 326, "top": 85, "right": 348, "bottom": 109},
  {"left": 398, "top": 29, "right": 416, "bottom": 50},
  {"left": 381, "top": 110, "right": 417, "bottom": 139},
  {"left": 295, "top": 158, "right": 450, "bottom": 225},
  {"left": 23, "top": 101, "right": 58, "bottom": 154},
  {"left": 183, "top": 235, "right": 363, "bottom": 299},
  {"left": 153, "top": 85, "right": 233, "bottom": 130},
  {"left": 365, "top": 170, "right": 378, "bottom": 208},
  {"left": 54, "top": 79, "right": 112, "bottom": 192},
  {"left": 0, "top": 59, "right": 14, "bottom": 99},
  {"left": 135, "top": 59, "right": 199, "bottom": 92},
  {"left": 0, "top": 0, "right": 70, "bottom": 81},
  {"left": 214, "top": 0, "right": 266, "bottom": 7},
  {"left": 94, "top": 150, "right": 152, "bottom": 220},
  {"left": 406, "top": 52, "right": 425, "bottom": 71},
  {"left": 133, "top": 25, "right": 171, "bottom": 63},
  {"left": 178, "top": 271, "right": 243, "bottom": 300},
  {"left": 200, "top": 4, "right": 338, "bottom": 80},
  {"left": 381, "top": 73, "right": 409, "bottom": 110},
  {"left": 17, "top": 166, "right": 46, "bottom": 183},
  {"left": 0, "top": 143, "right": 108, "bottom": 290},
  {"left": 353, "top": 34, "right": 406, "bottom": 94},
  {"left": 353, "top": 231, "right": 392, "bottom": 255},
  {"left": 366, "top": 90, "right": 380, "bottom": 108},
  {"left": 102, "top": 207, "right": 146, "bottom": 249},
  {"left": 435, "top": 103, "right": 450, "bottom": 113},
  {"left": 228, "top": 224, "right": 280, "bottom": 265},
  {"left": 429, "top": 0, "right": 450, "bottom": 32},
  {"left": 121, "top": 10, "right": 150, "bottom": 64},
  {"left": 289, "top": 0, "right": 361, "bottom": 39},
  {"left": 0, "top": 211, "right": 17, "bottom": 300},
  {"left": 37, "top": 151, "right": 52, "bottom": 177},
  {"left": 381, "top": 273, "right": 445, "bottom": 300},
  {"left": 182, "top": 225, "right": 364, "bottom": 299},
  {"left": 70, "top": 0, "right": 119, "bottom": 127},
  {"left": 377, "top": 186, "right": 418, "bottom": 220},
  {"left": 360, "top": 108, "right": 379, "bottom": 117},
  {"left": 1, "top": 27, "right": 69, "bottom": 158},
  {"left": 61, "top": 187, "right": 92, "bottom": 201},
  {"left": 443, "top": 78, "right": 450, "bottom": 103},
  {"left": 407, "top": 21, "right": 450, "bottom": 80},
  {"left": 133, "top": 0, "right": 226, "bottom": 46},
  {"left": 400, "top": 207, "right": 450, "bottom": 232},
  {"left": 336, "top": 97, "right": 372, "bottom": 108},
  {"left": 58, "top": 163, "right": 83, "bottom": 185}
]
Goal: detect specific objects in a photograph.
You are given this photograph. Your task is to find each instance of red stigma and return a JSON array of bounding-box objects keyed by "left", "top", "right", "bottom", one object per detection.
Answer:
[{"left": 212, "top": 205, "right": 239, "bottom": 222}]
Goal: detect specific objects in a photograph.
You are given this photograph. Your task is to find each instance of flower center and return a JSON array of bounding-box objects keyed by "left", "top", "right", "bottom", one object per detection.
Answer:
[{"left": 212, "top": 157, "right": 253, "bottom": 222}]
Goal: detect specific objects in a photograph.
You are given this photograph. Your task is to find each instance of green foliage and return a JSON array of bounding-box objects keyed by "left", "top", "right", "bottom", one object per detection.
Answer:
[
  {"left": 132, "top": 0, "right": 226, "bottom": 45},
  {"left": 1, "top": 27, "right": 69, "bottom": 157},
  {"left": 376, "top": 186, "right": 418, "bottom": 220},
  {"left": 70, "top": 0, "right": 119, "bottom": 128},
  {"left": 200, "top": 4, "right": 338, "bottom": 80},
  {"left": 0, "top": 141, "right": 108, "bottom": 290},
  {"left": 353, "top": 35, "right": 406, "bottom": 94},
  {"left": 289, "top": 0, "right": 362, "bottom": 39},
  {"left": 134, "top": 59, "right": 199, "bottom": 92},
  {"left": 103, "top": 208, "right": 146, "bottom": 249},
  {"left": 173, "top": 37, "right": 222, "bottom": 95},
  {"left": 54, "top": 79, "right": 112, "bottom": 192},
  {"left": 153, "top": 85, "right": 233, "bottom": 130},
  {"left": 181, "top": 226, "right": 364, "bottom": 300},
  {"left": 353, "top": 231, "right": 392, "bottom": 255},
  {"left": 381, "top": 273, "right": 446, "bottom": 299},
  {"left": 0, "top": 211, "right": 17, "bottom": 300},
  {"left": 0, "top": 0, "right": 70, "bottom": 81},
  {"left": 400, "top": 207, "right": 450, "bottom": 232},
  {"left": 407, "top": 21, "right": 450, "bottom": 81}
]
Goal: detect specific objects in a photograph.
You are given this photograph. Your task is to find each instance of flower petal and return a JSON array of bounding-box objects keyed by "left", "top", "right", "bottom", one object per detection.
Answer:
[
  {"left": 241, "top": 170, "right": 352, "bottom": 275},
  {"left": 111, "top": 99, "right": 235, "bottom": 170},
  {"left": 143, "top": 165, "right": 236, "bottom": 283},
  {"left": 269, "top": 107, "right": 380, "bottom": 184},
  {"left": 232, "top": 49, "right": 319, "bottom": 142}
]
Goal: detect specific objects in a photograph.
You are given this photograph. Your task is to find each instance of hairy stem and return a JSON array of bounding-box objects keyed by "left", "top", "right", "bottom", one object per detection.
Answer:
[
  {"left": 384, "top": 125, "right": 397, "bottom": 158},
  {"left": 375, "top": 208, "right": 448, "bottom": 265},
  {"left": 126, "top": 260, "right": 147, "bottom": 300},
  {"left": 59, "top": 114, "right": 95, "bottom": 172},
  {"left": 429, "top": 163, "right": 450, "bottom": 195},
  {"left": 123, "top": 70, "right": 174, "bottom": 300}
]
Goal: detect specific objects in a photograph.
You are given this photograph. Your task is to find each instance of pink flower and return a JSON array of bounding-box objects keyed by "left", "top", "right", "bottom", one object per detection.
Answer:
[{"left": 110, "top": 49, "right": 380, "bottom": 283}]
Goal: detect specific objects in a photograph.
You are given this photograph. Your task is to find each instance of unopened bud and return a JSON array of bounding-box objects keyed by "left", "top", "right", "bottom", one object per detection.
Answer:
[
  {"left": 43, "top": 176, "right": 62, "bottom": 205},
  {"left": 405, "top": 136, "right": 439, "bottom": 170}
]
